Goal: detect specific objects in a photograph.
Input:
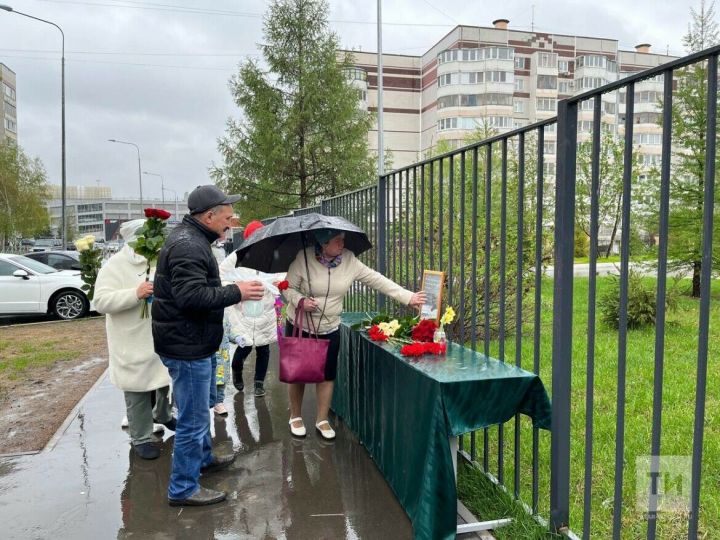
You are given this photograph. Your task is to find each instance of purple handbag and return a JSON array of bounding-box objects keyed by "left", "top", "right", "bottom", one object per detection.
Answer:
[{"left": 278, "top": 298, "right": 329, "bottom": 383}]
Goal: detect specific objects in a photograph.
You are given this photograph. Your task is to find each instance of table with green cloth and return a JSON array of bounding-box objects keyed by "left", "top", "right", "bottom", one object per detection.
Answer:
[{"left": 332, "top": 313, "right": 552, "bottom": 540}]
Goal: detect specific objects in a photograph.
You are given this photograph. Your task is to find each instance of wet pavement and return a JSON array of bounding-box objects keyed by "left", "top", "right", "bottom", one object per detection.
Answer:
[{"left": 0, "top": 346, "right": 413, "bottom": 539}]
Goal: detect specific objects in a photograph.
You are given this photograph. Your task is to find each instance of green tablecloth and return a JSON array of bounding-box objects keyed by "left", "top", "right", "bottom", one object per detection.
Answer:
[{"left": 332, "top": 313, "right": 552, "bottom": 540}]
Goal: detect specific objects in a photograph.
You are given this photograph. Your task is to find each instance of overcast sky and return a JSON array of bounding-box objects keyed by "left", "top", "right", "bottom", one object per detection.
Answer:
[{"left": 0, "top": 0, "right": 702, "bottom": 204}]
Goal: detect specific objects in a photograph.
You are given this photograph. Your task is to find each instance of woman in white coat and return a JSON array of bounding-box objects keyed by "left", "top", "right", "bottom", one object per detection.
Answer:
[
  {"left": 219, "top": 221, "right": 284, "bottom": 398},
  {"left": 94, "top": 219, "right": 175, "bottom": 460}
]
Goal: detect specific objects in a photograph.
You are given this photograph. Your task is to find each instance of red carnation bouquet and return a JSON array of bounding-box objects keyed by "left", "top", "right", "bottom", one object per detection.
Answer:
[
  {"left": 130, "top": 208, "right": 171, "bottom": 318},
  {"left": 411, "top": 319, "right": 437, "bottom": 342},
  {"left": 400, "top": 341, "right": 447, "bottom": 357}
]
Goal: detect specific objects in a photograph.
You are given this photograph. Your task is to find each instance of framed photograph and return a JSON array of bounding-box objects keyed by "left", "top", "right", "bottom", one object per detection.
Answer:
[{"left": 420, "top": 270, "right": 445, "bottom": 322}]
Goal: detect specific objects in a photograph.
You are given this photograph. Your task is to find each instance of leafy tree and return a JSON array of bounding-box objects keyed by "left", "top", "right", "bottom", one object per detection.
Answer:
[
  {"left": 662, "top": 0, "right": 720, "bottom": 297},
  {"left": 0, "top": 139, "right": 49, "bottom": 248},
  {"left": 211, "top": 0, "right": 375, "bottom": 219}
]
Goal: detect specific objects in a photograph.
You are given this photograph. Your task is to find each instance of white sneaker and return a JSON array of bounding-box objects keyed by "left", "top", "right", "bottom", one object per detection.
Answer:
[{"left": 121, "top": 415, "right": 129, "bottom": 428}]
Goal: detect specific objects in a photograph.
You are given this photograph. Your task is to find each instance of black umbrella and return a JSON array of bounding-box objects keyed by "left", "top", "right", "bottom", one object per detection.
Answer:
[{"left": 234, "top": 213, "right": 372, "bottom": 272}]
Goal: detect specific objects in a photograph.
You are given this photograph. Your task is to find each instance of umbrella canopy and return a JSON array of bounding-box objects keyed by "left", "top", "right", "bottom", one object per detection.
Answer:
[{"left": 234, "top": 213, "right": 372, "bottom": 272}]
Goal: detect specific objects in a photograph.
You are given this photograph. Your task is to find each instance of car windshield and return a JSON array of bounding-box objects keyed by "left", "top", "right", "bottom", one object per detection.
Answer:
[{"left": 10, "top": 255, "right": 58, "bottom": 274}]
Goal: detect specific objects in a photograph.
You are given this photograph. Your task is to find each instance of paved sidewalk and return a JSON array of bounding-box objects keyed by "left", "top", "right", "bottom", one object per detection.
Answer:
[{"left": 0, "top": 347, "right": 413, "bottom": 539}]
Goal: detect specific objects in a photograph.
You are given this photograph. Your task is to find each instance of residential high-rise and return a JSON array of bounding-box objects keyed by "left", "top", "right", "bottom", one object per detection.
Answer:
[
  {"left": 0, "top": 63, "right": 17, "bottom": 142},
  {"left": 347, "top": 21, "right": 677, "bottom": 173}
]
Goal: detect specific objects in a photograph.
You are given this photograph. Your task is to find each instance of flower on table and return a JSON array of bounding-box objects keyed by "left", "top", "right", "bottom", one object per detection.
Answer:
[
  {"left": 400, "top": 341, "right": 446, "bottom": 357},
  {"left": 411, "top": 318, "right": 437, "bottom": 342},
  {"left": 440, "top": 306, "right": 456, "bottom": 326},
  {"left": 378, "top": 319, "right": 400, "bottom": 337},
  {"left": 368, "top": 324, "right": 389, "bottom": 342}
]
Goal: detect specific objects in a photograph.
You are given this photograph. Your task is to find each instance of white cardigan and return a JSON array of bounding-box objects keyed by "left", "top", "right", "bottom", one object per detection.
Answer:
[
  {"left": 93, "top": 246, "right": 171, "bottom": 392},
  {"left": 219, "top": 252, "right": 285, "bottom": 347},
  {"left": 283, "top": 247, "right": 414, "bottom": 335}
]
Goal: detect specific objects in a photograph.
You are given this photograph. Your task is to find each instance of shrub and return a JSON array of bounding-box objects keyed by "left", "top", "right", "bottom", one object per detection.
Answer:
[{"left": 599, "top": 268, "right": 676, "bottom": 329}]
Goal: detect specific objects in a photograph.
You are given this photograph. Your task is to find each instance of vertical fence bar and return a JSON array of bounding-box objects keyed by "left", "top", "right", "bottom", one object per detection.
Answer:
[
  {"left": 448, "top": 155, "right": 455, "bottom": 314},
  {"left": 459, "top": 150, "right": 466, "bottom": 346},
  {"left": 497, "top": 138, "right": 508, "bottom": 486},
  {"left": 421, "top": 165, "right": 426, "bottom": 281},
  {"left": 413, "top": 167, "right": 418, "bottom": 288},
  {"left": 647, "top": 70, "right": 673, "bottom": 540},
  {"left": 514, "top": 132, "right": 525, "bottom": 501},
  {"left": 532, "top": 125, "right": 545, "bottom": 515},
  {"left": 688, "top": 53, "right": 717, "bottom": 540},
  {"left": 582, "top": 95, "right": 602, "bottom": 540},
  {"left": 429, "top": 163, "right": 435, "bottom": 270},
  {"left": 405, "top": 168, "right": 410, "bottom": 291},
  {"left": 470, "top": 146, "right": 479, "bottom": 463},
  {"left": 392, "top": 173, "right": 397, "bottom": 283},
  {"left": 550, "top": 99, "right": 577, "bottom": 532},
  {"left": 377, "top": 174, "right": 387, "bottom": 311},
  {"left": 612, "top": 81, "right": 635, "bottom": 540},
  {"left": 439, "top": 158, "right": 445, "bottom": 270},
  {"left": 483, "top": 143, "right": 492, "bottom": 472}
]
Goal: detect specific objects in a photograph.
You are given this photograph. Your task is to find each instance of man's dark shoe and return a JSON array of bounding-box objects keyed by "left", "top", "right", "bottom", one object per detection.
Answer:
[
  {"left": 254, "top": 381, "right": 266, "bottom": 398},
  {"left": 201, "top": 453, "right": 236, "bottom": 474},
  {"left": 157, "top": 417, "right": 177, "bottom": 432},
  {"left": 168, "top": 486, "right": 227, "bottom": 507},
  {"left": 232, "top": 368, "right": 244, "bottom": 392},
  {"left": 133, "top": 442, "right": 160, "bottom": 460}
]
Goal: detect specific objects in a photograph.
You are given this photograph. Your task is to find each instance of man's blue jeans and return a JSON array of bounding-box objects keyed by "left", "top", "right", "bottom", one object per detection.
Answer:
[{"left": 160, "top": 356, "right": 214, "bottom": 500}]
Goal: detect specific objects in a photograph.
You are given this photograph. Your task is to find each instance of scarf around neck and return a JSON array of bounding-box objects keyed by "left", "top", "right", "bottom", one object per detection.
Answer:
[{"left": 314, "top": 244, "right": 342, "bottom": 269}]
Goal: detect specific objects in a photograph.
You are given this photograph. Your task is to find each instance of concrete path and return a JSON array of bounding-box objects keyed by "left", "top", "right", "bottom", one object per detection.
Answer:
[{"left": 0, "top": 346, "right": 415, "bottom": 539}]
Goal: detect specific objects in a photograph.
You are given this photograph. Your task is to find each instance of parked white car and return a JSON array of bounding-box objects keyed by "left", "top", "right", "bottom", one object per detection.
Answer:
[{"left": 0, "top": 253, "right": 91, "bottom": 320}]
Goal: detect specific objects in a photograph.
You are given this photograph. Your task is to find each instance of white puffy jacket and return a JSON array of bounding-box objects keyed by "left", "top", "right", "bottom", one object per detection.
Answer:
[
  {"left": 93, "top": 246, "right": 171, "bottom": 392},
  {"left": 219, "top": 252, "right": 285, "bottom": 347}
]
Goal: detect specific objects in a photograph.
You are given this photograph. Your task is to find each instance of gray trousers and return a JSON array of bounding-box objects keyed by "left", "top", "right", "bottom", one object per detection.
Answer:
[{"left": 124, "top": 386, "right": 172, "bottom": 446}]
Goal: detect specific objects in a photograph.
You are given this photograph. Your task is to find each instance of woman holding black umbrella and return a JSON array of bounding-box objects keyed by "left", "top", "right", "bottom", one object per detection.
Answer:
[{"left": 282, "top": 228, "right": 426, "bottom": 440}]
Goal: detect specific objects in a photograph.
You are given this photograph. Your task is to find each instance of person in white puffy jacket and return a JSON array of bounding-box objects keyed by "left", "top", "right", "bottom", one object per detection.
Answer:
[
  {"left": 94, "top": 219, "right": 175, "bottom": 460},
  {"left": 218, "top": 221, "right": 285, "bottom": 398}
]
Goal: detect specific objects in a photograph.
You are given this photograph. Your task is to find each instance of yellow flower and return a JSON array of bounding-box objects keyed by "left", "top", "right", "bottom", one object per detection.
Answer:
[
  {"left": 378, "top": 320, "right": 399, "bottom": 337},
  {"left": 74, "top": 238, "right": 89, "bottom": 252},
  {"left": 440, "top": 306, "right": 456, "bottom": 326},
  {"left": 83, "top": 234, "right": 96, "bottom": 245}
]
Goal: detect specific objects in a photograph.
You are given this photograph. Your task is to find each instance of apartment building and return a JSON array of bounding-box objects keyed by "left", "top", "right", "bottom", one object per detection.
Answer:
[
  {"left": 347, "top": 20, "right": 677, "bottom": 173},
  {"left": 0, "top": 63, "right": 17, "bottom": 141}
]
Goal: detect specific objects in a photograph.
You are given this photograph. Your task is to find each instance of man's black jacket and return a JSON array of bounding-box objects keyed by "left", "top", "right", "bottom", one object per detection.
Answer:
[{"left": 152, "top": 215, "right": 241, "bottom": 360}]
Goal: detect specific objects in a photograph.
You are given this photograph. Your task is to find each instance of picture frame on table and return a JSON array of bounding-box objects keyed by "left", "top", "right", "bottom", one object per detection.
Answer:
[{"left": 420, "top": 270, "right": 445, "bottom": 322}]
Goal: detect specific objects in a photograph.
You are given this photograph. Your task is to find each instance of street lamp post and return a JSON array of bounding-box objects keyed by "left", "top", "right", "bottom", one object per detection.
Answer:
[
  {"left": 108, "top": 139, "right": 143, "bottom": 209},
  {"left": 142, "top": 171, "right": 165, "bottom": 205},
  {"left": 163, "top": 187, "right": 179, "bottom": 220},
  {"left": 1, "top": 5, "right": 66, "bottom": 247}
]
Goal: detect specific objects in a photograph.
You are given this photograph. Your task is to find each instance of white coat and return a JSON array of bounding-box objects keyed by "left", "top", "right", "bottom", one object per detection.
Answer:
[
  {"left": 219, "top": 252, "right": 285, "bottom": 347},
  {"left": 94, "top": 246, "right": 171, "bottom": 392}
]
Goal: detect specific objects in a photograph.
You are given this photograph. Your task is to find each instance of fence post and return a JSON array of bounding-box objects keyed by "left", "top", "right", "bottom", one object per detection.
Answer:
[
  {"left": 377, "top": 174, "right": 387, "bottom": 310},
  {"left": 550, "top": 98, "right": 576, "bottom": 532}
]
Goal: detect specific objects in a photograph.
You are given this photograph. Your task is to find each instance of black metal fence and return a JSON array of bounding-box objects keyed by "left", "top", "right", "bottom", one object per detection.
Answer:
[{"left": 271, "top": 44, "right": 720, "bottom": 539}]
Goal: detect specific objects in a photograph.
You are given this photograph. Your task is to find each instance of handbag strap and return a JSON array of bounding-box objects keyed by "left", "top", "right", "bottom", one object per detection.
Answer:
[{"left": 292, "top": 298, "right": 321, "bottom": 339}]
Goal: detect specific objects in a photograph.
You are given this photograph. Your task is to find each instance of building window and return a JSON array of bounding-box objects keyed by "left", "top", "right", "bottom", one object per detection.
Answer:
[
  {"left": 77, "top": 203, "right": 103, "bottom": 213},
  {"left": 3, "top": 83, "right": 15, "bottom": 101},
  {"left": 537, "top": 75, "right": 557, "bottom": 90},
  {"left": 558, "top": 80, "right": 574, "bottom": 94},
  {"left": 558, "top": 60, "right": 570, "bottom": 73},
  {"left": 513, "top": 120, "right": 527, "bottom": 129},
  {"left": 514, "top": 56, "right": 525, "bottom": 69},
  {"left": 536, "top": 98, "right": 557, "bottom": 111},
  {"left": 438, "top": 47, "right": 514, "bottom": 64},
  {"left": 537, "top": 53, "right": 557, "bottom": 68},
  {"left": 513, "top": 100, "right": 525, "bottom": 113},
  {"left": 636, "top": 90, "right": 660, "bottom": 103},
  {"left": 576, "top": 55, "right": 616, "bottom": 72},
  {"left": 633, "top": 112, "right": 662, "bottom": 124},
  {"left": 577, "top": 120, "right": 595, "bottom": 132},
  {"left": 483, "top": 116, "right": 513, "bottom": 128},
  {"left": 77, "top": 213, "right": 103, "bottom": 224},
  {"left": 515, "top": 78, "right": 525, "bottom": 91},
  {"left": 437, "top": 117, "right": 458, "bottom": 131},
  {"left": 4, "top": 101, "right": 16, "bottom": 118},
  {"left": 344, "top": 68, "right": 367, "bottom": 82},
  {"left": 579, "top": 77, "right": 608, "bottom": 89},
  {"left": 641, "top": 154, "right": 662, "bottom": 166},
  {"left": 544, "top": 141, "right": 556, "bottom": 154},
  {"left": 485, "top": 71, "right": 513, "bottom": 83},
  {"left": 4, "top": 117, "right": 16, "bottom": 133},
  {"left": 543, "top": 162, "right": 556, "bottom": 176},
  {"left": 634, "top": 133, "right": 663, "bottom": 145}
]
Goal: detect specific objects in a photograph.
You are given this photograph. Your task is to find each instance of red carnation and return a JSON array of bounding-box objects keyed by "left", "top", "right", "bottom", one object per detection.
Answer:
[
  {"left": 368, "top": 324, "right": 389, "bottom": 342},
  {"left": 144, "top": 208, "right": 171, "bottom": 220},
  {"left": 411, "top": 319, "right": 437, "bottom": 342},
  {"left": 277, "top": 280, "right": 289, "bottom": 291},
  {"left": 400, "top": 342, "right": 425, "bottom": 357}
]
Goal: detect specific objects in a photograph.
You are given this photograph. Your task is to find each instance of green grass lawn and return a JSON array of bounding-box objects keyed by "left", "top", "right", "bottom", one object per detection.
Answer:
[{"left": 457, "top": 276, "right": 719, "bottom": 539}]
